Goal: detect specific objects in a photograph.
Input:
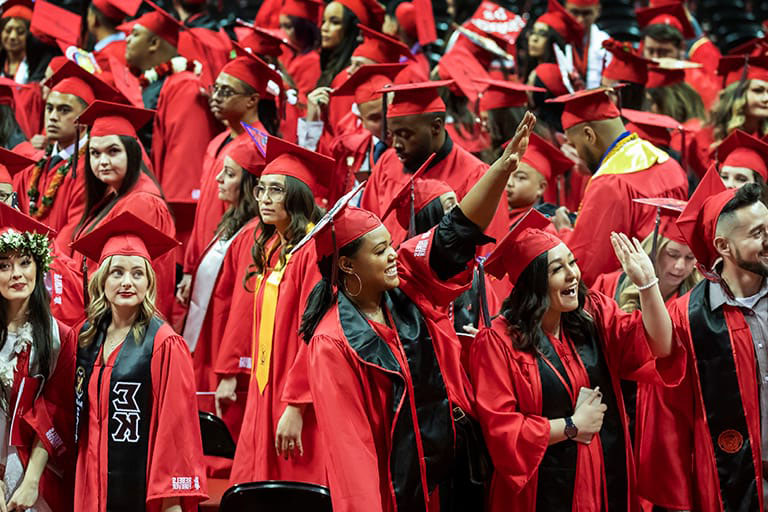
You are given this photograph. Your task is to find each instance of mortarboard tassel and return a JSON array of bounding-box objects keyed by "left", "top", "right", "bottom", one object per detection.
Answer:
[
  {"left": 650, "top": 206, "right": 662, "bottom": 265},
  {"left": 381, "top": 90, "right": 388, "bottom": 145},
  {"left": 72, "top": 124, "right": 80, "bottom": 178},
  {"left": 82, "top": 258, "right": 90, "bottom": 309},
  {"left": 330, "top": 217, "right": 339, "bottom": 298},
  {"left": 476, "top": 258, "right": 491, "bottom": 329},
  {"left": 407, "top": 179, "right": 416, "bottom": 239}
]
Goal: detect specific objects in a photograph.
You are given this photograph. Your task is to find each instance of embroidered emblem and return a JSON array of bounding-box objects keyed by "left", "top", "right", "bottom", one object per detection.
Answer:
[
  {"left": 717, "top": 429, "right": 744, "bottom": 454},
  {"left": 111, "top": 382, "right": 141, "bottom": 443},
  {"left": 45, "top": 427, "right": 63, "bottom": 450},
  {"left": 172, "top": 476, "right": 199, "bottom": 491},
  {"left": 414, "top": 239, "right": 429, "bottom": 257},
  {"left": 239, "top": 357, "right": 252, "bottom": 369}
]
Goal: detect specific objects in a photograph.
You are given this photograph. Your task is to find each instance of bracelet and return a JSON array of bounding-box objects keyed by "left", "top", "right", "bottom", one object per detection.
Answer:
[{"left": 637, "top": 277, "right": 659, "bottom": 291}]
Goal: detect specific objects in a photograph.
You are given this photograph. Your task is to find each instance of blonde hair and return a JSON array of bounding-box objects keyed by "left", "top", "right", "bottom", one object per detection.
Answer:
[
  {"left": 78, "top": 255, "right": 159, "bottom": 348},
  {"left": 616, "top": 233, "right": 701, "bottom": 313},
  {"left": 711, "top": 80, "right": 768, "bottom": 141}
]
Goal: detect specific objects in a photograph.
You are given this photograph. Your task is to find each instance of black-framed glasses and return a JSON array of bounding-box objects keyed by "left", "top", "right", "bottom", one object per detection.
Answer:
[{"left": 209, "top": 84, "right": 247, "bottom": 99}]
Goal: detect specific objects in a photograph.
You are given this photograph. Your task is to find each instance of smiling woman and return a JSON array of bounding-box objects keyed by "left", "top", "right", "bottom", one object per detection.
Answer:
[{"left": 68, "top": 100, "right": 177, "bottom": 320}]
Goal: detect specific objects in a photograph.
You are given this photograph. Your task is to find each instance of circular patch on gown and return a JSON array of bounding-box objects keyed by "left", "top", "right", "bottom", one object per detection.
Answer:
[{"left": 717, "top": 429, "right": 744, "bottom": 454}]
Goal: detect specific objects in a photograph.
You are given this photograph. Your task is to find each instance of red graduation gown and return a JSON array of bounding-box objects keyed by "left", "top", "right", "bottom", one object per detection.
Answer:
[
  {"left": 636, "top": 280, "right": 764, "bottom": 511},
  {"left": 74, "top": 323, "right": 208, "bottom": 512},
  {"left": 183, "top": 130, "right": 255, "bottom": 274},
  {"left": 150, "top": 71, "right": 219, "bottom": 202},
  {"left": 360, "top": 137, "right": 509, "bottom": 247},
  {"left": 591, "top": 270, "right": 622, "bottom": 301},
  {"left": 190, "top": 218, "right": 260, "bottom": 395},
  {"left": 93, "top": 39, "right": 127, "bottom": 77},
  {"left": 308, "top": 227, "right": 477, "bottom": 512},
  {"left": 49, "top": 254, "right": 85, "bottom": 328},
  {"left": 469, "top": 292, "right": 686, "bottom": 512},
  {"left": 15, "top": 318, "right": 77, "bottom": 511},
  {"left": 224, "top": 237, "right": 328, "bottom": 486},
  {"left": 559, "top": 144, "right": 687, "bottom": 286},
  {"left": 69, "top": 173, "right": 177, "bottom": 320},
  {"left": 13, "top": 151, "right": 87, "bottom": 256},
  {"left": 281, "top": 50, "right": 322, "bottom": 99}
]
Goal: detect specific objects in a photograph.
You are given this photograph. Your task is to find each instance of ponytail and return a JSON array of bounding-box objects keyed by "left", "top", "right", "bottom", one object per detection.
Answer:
[{"left": 298, "top": 236, "right": 365, "bottom": 343}]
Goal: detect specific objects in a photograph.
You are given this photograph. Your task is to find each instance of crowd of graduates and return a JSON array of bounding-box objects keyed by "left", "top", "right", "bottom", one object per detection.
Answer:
[{"left": 0, "top": 0, "right": 768, "bottom": 510}]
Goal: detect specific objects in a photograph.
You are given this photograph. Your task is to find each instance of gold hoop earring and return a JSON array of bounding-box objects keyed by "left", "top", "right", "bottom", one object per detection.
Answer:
[{"left": 344, "top": 272, "right": 362, "bottom": 297}]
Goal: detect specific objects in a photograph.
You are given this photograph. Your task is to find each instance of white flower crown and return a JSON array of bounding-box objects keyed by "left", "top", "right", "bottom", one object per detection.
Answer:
[{"left": 0, "top": 230, "right": 53, "bottom": 272}]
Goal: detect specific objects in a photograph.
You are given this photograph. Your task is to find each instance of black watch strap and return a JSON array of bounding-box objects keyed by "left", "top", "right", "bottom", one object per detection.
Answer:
[{"left": 564, "top": 416, "right": 578, "bottom": 440}]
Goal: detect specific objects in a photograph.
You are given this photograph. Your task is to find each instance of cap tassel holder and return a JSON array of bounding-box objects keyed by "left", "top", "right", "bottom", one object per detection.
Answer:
[
  {"left": 476, "top": 258, "right": 492, "bottom": 329},
  {"left": 407, "top": 180, "right": 416, "bottom": 239},
  {"left": 650, "top": 206, "right": 662, "bottom": 265}
]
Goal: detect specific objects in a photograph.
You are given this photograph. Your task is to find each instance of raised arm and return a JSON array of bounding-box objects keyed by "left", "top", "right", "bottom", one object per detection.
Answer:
[
  {"left": 610, "top": 232, "right": 673, "bottom": 357},
  {"left": 460, "top": 111, "right": 536, "bottom": 231}
]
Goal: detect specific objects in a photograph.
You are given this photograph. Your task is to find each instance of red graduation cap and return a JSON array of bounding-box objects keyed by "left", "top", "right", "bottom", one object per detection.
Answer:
[
  {"left": 566, "top": 0, "right": 599, "bottom": 5},
  {"left": 335, "top": 0, "right": 385, "bottom": 31},
  {"left": 394, "top": 2, "right": 417, "bottom": 40},
  {"left": 0, "top": 148, "right": 35, "bottom": 183},
  {"left": 727, "top": 36, "right": 768, "bottom": 57},
  {"left": 483, "top": 208, "right": 562, "bottom": 284},
  {"left": 646, "top": 59, "right": 700, "bottom": 88},
  {"left": 380, "top": 154, "right": 451, "bottom": 234},
  {"left": 313, "top": 201, "right": 383, "bottom": 260},
  {"left": 281, "top": 0, "right": 324, "bottom": 24},
  {"left": 354, "top": 25, "right": 414, "bottom": 64},
  {"left": 92, "top": 0, "right": 141, "bottom": 23},
  {"left": 263, "top": 135, "right": 335, "bottom": 197},
  {"left": 47, "top": 56, "right": 68, "bottom": 74},
  {"left": 519, "top": 133, "right": 573, "bottom": 182},
  {"left": 602, "top": 39, "right": 654, "bottom": 85},
  {"left": 70, "top": 211, "right": 179, "bottom": 266},
  {"left": 0, "top": 201, "right": 56, "bottom": 237},
  {"left": 713, "top": 129, "right": 768, "bottom": 181},
  {"left": 437, "top": 44, "right": 490, "bottom": 104},
  {"left": 226, "top": 135, "right": 265, "bottom": 177},
  {"left": 76, "top": 100, "right": 154, "bottom": 139},
  {"left": 475, "top": 77, "right": 543, "bottom": 111},
  {"left": 632, "top": 197, "right": 688, "bottom": 260},
  {"left": 546, "top": 87, "right": 621, "bottom": 131},
  {"left": 236, "top": 24, "right": 295, "bottom": 57},
  {"left": 131, "top": 1, "right": 183, "bottom": 47},
  {"left": 717, "top": 54, "right": 768, "bottom": 87},
  {"left": 636, "top": 1, "right": 695, "bottom": 40},
  {"left": 332, "top": 62, "right": 406, "bottom": 105},
  {"left": 621, "top": 108, "right": 682, "bottom": 148},
  {"left": 536, "top": 0, "right": 585, "bottom": 46},
  {"left": 1, "top": 0, "right": 33, "bottom": 20},
  {"left": 675, "top": 166, "right": 735, "bottom": 274},
  {"left": 220, "top": 51, "right": 283, "bottom": 103},
  {"left": 45, "top": 60, "right": 128, "bottom": 105},
  {"left": 378, "top": 80, "right": 452, "bottom": 118}
]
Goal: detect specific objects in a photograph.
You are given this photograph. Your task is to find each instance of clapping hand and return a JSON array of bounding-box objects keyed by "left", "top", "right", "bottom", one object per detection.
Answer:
[{"left": 610, "top": 232, "right": 656, "bottom": 288}]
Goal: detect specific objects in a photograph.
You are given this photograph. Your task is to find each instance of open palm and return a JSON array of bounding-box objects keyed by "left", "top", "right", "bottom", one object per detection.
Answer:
[{"left": 610, "top": 232, "right": 655, "bottom": 287}]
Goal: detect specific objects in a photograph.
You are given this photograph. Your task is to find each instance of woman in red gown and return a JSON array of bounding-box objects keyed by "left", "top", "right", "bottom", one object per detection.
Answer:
[
  {"left": 68, "top": 101, "right": 176, "bottom": 320},
  {"left": 469, "top": 209, "right": 684, "bottom": 511},
  {"left": 0, "top": 203, "right": 76, "bottom": 511},
  {"left": 71, "top": 213, "right": 207, "bottom": 512}
]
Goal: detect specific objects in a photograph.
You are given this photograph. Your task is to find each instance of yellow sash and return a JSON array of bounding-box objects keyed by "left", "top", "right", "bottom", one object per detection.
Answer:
[
  {"left": 592, "top": 134, "right": 669, "bottom": 178},
  {"left": 252, "top": 225, "right": 313, "bottom": 393}
]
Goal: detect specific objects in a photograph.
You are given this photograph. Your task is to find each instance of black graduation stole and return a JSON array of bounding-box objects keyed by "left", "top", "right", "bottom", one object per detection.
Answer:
[
  {"left": 688, "top": 280, "right": 761, "bottom": 511},
  {"left": 75, "top": 317, "right": 162, "bottom": 512},
  {"left": 337, "top": 290, "right": 454, "bottom": 512},
  {"left": 534, "top": 327, "right": 629, "bottom": 511}
]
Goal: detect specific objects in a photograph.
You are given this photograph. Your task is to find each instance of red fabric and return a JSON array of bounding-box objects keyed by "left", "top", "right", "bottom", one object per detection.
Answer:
[
  {"left": 49, "top": 254, "right": 85, "bottom": 328},
  {"left": 688, "top": 37, "right": 721, "bottom": 77},
  {"left": 280, "top": 50, "right": 321, "bottom": 98},
  {"left": 150, "top": 71, "right": 219, "bottom": 202},
  {"left": 591, "top": 269, "right": 622, "bottom": 300},
  {"left": 191, "top": 218, "right": 260, "bottom": 394},
  {"left": 68, "top": 173, "right": 177, "bottom": 320},
  {"left": 683, "top": 67, "right": 720, "bottom": 111},
  {"left": 178, "top": 28, "right": 233, "bottom": 88},
  {"left": 361, "top": 142, "right": 509, "bottom": 248},
  {"left": 308, "top": 226, "right": 477, "bottom": 512},
  {"left": 16, "top": 319, "right": 76, "bottom": 511},
  {"left": 636, "top": 294, "right": 762, "bottom": 511},
  {"left": 328, "top": 127, "right": 373, "bottom": 203},
  {"left": 182, "top": 130, "right": 251, "bottom": 274},
  {"left": 559, "top": 157, "right": 688, "bottom": 286},
  {"left": 686, "top": 124, "right": 715, "bottom": 179},
  {"left": 444, "top": 122, "right": 491, "bottom": 155},
  {"left": 0, "top": 78, "right": 42, "bottom": 138},
  {"left": 541, "top": 168, "right": 589, "bottom": 212},
  {"left": 13, "top": 153, "right": 87, "bottom": 257},
  {"left": 469, "top": 292, "right": 685, "bottom": 511},
  {"left": 253, "top": 0, "right": 284, "bottom": 29},
  {"left": 221, "top": 239, "right": 328, "bottom": 486},
  {"left": 93, "top": 38, "right": 127, "bottom": 78},
  {"left": 74, "top": 323, "right": 209, "bottom": 511}
]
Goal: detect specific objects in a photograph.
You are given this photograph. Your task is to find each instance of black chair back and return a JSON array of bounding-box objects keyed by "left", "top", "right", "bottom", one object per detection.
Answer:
[
  {"left": 220, "top": 481, "right": 333, "bottom": 511},
  {"left": 198, "top": 411, "right": 236, "bottom": 458}
]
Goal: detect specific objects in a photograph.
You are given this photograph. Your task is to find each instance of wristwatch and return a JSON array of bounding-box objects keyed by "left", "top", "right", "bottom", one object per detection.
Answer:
[{"left": 564, "top": 417, "right": 578, "bottom": 440}]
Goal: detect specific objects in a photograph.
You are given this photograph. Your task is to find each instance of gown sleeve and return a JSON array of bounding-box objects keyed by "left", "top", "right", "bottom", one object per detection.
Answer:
[
  {"left": 309, "top": 334, "right": 385, "bottom": 512},
  {"left": 589, "top": 291, "right": 686, "bottom": 386},
  {"left": 146, "top": 334, "right": 208, "bottom": 511},
  {"left": 468, "top": 326, "right": 550, "bottom": 494}
]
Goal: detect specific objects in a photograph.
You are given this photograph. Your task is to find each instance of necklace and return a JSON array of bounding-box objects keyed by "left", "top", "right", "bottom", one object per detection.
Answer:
[
  {"left": 137, "top": 56, "right": 201, "bottom": 88},
  {"left": 28, "top": 145, "right": 87, "bottom": 218}
]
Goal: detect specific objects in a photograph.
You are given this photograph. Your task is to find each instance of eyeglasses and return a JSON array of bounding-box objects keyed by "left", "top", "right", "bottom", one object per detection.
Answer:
[
  {"left": 255, "top": 184, "right": 286, "bottom": 202},
  {"left": 209, "top": 84, "right": 247, "bottom": 99},
  {"left": 0, "top": 190, "right": 13, "bottom": 204}
]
